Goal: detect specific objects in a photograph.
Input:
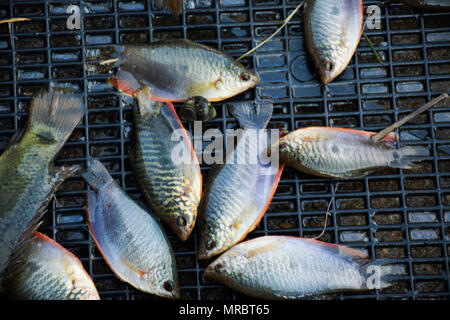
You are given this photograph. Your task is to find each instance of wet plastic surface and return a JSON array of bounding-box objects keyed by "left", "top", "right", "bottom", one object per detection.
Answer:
[{"left": 0, "top": 0, "right": 449, "bottom": 300}]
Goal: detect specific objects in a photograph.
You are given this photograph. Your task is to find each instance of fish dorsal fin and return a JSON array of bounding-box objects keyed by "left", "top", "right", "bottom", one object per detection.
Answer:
[
  {"left": 302, "top": 237, "right": 369, "bottom": 262},
  {"left": 226, "top": 99, "right": 273, "bottom": 130}
]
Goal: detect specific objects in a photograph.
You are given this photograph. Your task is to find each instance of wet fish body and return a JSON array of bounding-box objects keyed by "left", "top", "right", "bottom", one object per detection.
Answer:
[
  {"left": 3, "top": 232, "right": 99, "bottom": 300},
  {"left": 304, "top": 0, "right": 363, "bottom": 84},
  {"left": 276, "top": 127, "right": 422, "bottom": 179},
  {"left": 131, "top": 92, "right": 202, "bottom": 241},
  {"left": 87, "top": 39, "right": 259, "bottom": 102},
  {"left": 198, "top": 100, "right": 283, "bottom": 259},
  {"left": 0, "top": 90, "right": 85, "bottom": 274},
  {"left": 205, "top": 236, "right": 390, "bottom": 299},
  {"left": 83, "top": 159, "right": 179, "bottom": 298}
]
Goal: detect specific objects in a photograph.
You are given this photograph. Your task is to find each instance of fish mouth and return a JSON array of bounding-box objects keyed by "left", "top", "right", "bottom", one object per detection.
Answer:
[
  {"left": 198, "top": 244, "right": 226, "bottom": 260},
  {"left": 203, "top": 263, "right": 218, "bottom": 280},
  {"left": 173, "top": 214, "right": 196, "bottom": 241},
  {"left": 176, "top": 225, "right": 194, "bottom": 242}
]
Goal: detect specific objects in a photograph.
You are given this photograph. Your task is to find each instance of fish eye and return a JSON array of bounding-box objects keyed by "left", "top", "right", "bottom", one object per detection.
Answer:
[
  {"left": 324, "top": 61, "right": 334, "bottom": 72},
  {"left": 177, "top": 215, "right": 187, "bottom": 227},
  {"left": 240, "top": 72, "right": 251, "bottom": 81},
  {"left": 205, "top": 239, "right": 216, "bottom": 250},
  {"left": 214, "top": 263, "right": 225, "bottom": 273},
  {"left": 163, "top": 281, "right": 174, "bottom": 292}
]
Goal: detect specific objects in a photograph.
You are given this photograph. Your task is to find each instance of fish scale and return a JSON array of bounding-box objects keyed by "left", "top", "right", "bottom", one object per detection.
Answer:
[
  {"left": 198, "top": 100, "right": 283, "bottom": 260},
  {"left": 83, "top": 159, "right": 179, "bottom": 298},
  {"left": 304, "top": 0, "right": 363, "bottom": 84},
  {"left": 92, "top": 39, "right": 260, "bottom": 102},
  {"left": 132, "top": 101, "right": 201, "bottom": 241},
  {"left": 0, "top": 91, "right": 85, "bottom": 275},
  {"left": 205, "top": 236, "right": 371, "bottom": 299},
  {"left": 277, "top": 127, "right": 422, "bottom": 179},
  {"left": 3, "top": 232, "right": 99, "bottom": 300}
]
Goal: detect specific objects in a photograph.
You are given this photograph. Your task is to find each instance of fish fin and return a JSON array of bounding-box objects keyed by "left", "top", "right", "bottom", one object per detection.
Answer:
[
  {"left": 84, "top": 45, "right": 124, "bottom": 74},
  {"left": 389, "top": 146, "right": 425, "bottom": 170},
  {"left": 226, "top": 99, "right": 273, "bottom": 130},
  {"left": 108, "top": 69, "right": 142, "bottom": 97},
  {"left": 1, "top": 164, "right": 80, "bottom": 281},
  {"left": 302, "top": 238, "right": 369, "bottom": 261},
  {"left": 153, "top": 0, "right": 184, "bottom": 15},
  {"left": 82, "top": 159, "right": 114, "bottom": 192},
  {"left": 29, "top": 89, "right": 85, "bottom": 150},
  {"left": 359, "top": 260, "right": 406, "bottom": 290},
  {"left": 135, "top": 86, "right": 164, "bottom": 120}
]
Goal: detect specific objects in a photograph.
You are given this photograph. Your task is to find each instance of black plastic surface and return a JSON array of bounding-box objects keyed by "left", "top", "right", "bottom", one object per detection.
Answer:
[{"left": 0, "top": 0, "right": 449, "bottom": 300}]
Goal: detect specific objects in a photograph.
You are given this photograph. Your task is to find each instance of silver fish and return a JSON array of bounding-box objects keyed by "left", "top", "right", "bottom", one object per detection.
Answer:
[
  {"left": 205, "top": 236, "right": 394, "bottom": 299},
  {"left": 82, "top": 159, "right": 179, "bottom": 298},
  {"left": 3, "top": 231, "right": 99, "bottom": 300}
]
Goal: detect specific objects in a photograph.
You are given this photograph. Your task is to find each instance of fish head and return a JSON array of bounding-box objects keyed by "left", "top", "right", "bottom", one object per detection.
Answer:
[
  {"left": 213, "top": 61, "right": 259, "bottom": 101},
  {"left": 142, "top": 276, "right": 180, "bottom": 299},
  {"left": 197, "top": 234, "right": 227, "bottom": 260},
  {"left": 204, "top": 250, "right": 249, "bottom": 283},
  {"left": 170, "top": 211, "right": 197, "bottom": 242},
  {"left": 313, "top": 49, "right": 351, "bottom": 85}
]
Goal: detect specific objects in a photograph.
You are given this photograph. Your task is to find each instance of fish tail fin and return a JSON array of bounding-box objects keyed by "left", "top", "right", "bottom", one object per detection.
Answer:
[
  {"left": 82, "top": 159, "right": 114, "bottom": 191},
  {"left": 29, "top": 89, "right": 85, "bottom": 150},
  {"left": 360, "top": 260, "right": 405, "bottom": 290},
  {"left": 153, "top": 0, "right": 184, "bottom": 15},
  {"left": 84, "top": 45, "right": 124, "bottom": 74},
  {"left": 226, "top": 99, "right": 273, "bottom": 129},
  {"left": 389, "top": 146, "right": 426, "bottom": 170}
]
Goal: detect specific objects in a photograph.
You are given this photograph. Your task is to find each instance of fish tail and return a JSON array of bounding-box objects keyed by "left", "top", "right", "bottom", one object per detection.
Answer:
[
  {"left": 29, "top": 89, "right": 85, "bottom": 150},
  {"left": 389, "top": 146, "right": 424, "bottom": 170},
  {"left": 82, "top": 159, "right": 114, "bottom": 191},
  {"left": 226, "top": 99, "right": 273, "bottom": 129},
  {"left": 153, "top": 0, "right": 184, "bottom": 15},
  {"left": 84, "top": 45, "right": 124, "bottom": 74},
  {"left": 360, "top": 260, "right": 405, "bottom": 290}
]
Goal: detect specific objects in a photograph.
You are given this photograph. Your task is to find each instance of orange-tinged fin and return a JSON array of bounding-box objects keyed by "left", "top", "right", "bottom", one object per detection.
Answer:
[
  {"left": 163, "top": 102, "right": 202, "bottom": 186},
  {"left": 109, "top": 69, "right": 142, "bottom": 97},
  {"left": 302, "top": 237, "right": 369, "bottom": 260},
  {"left": 239, "top": 163, "right": 285, "bottom": 241},
  {"left": 301, "top": 127, "right": 399, "bottom": 144},
  {"left": 85, "top": 192, "right": 134, "bottom": 286}
]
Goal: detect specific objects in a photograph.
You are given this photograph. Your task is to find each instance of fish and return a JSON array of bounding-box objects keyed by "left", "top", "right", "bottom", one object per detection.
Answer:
[
  {"left": 205, "top": 235, "right": 396, "bottom": 299},
  {"left": 2, "top": 231, "right": 99, "bottom": 300},
  {"left": 391, "top": 0, "right": 450, "bottom": 10},
  {"left": 0, "top": 89, "right": 85, "bottom": 275},
  {"left": 274, "top": 127, "right": 423, "bottom": 179},
  {"left": 85, "top": 39, "right": 260, "bottom": 103},
  {"left": 131, "top": 87, "right": 202, "bottom": 241},
  {"left": 197, "top": 100, "right": 284, "bottom": 260},
  {"left": 304, "top": 0, "right": 363, "bottom": 84},
  {"left": 82, "top": 159, "right": 179, "bottom": 298}
]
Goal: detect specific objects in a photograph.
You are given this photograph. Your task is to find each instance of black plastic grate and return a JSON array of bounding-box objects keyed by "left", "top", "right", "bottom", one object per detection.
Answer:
[{"left": 0, "top": 0, "right": 449, "bottom": 300}]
